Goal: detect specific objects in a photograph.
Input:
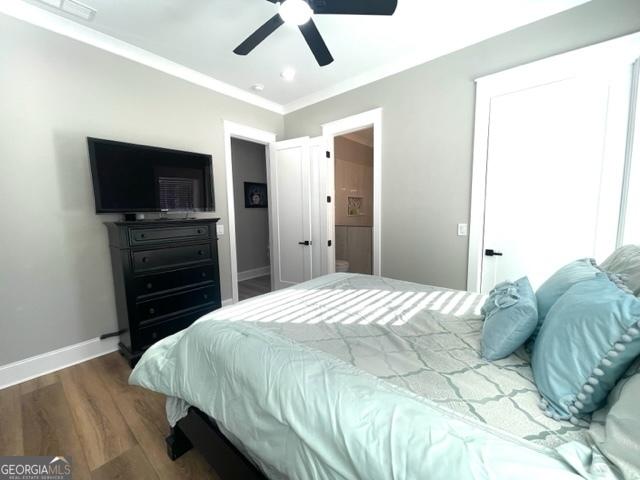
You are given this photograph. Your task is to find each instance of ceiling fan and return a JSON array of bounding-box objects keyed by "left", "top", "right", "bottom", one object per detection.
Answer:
[{"left": 234, "top": 0, "right": 398, "bottom": 67}]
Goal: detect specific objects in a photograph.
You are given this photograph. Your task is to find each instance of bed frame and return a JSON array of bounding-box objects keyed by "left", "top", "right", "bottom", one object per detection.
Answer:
[{"left": 166, "top": 407, "right": 267, "bottom": 479}]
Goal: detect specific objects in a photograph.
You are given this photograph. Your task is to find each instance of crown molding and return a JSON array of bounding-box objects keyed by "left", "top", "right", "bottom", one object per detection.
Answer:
[{"left": 0, "top": 0, "right": 285, "bottom": 114}]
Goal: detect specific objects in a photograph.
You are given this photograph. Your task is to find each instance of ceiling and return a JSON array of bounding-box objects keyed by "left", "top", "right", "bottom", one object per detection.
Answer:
[
  {"left": 341, "top": 128, "right": 374, "bottom": 148},
  {"left": 14, "top": 0, "right": 589, "bottom": 112}
]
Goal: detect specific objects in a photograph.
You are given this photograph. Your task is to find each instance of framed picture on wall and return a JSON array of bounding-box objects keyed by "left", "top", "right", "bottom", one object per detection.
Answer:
[
  {"left": 347, "top": 196, "right": 364, "bottom": 216},
  {"left": 244, "top": 182, "right": 268, "bottom": 208}
]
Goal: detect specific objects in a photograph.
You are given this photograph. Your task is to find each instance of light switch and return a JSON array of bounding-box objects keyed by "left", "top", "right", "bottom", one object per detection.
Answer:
[
  {"left": 457, "top": 223, "right": 468, "bottom": 237},
  {"left": 216, "top": 224, "right": 225, "bottom": 236}
]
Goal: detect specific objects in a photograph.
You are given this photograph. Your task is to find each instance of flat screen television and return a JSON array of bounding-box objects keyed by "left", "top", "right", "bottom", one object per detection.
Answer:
[{"left": 88, "top": 137, "right": 214, "bottom": 214}]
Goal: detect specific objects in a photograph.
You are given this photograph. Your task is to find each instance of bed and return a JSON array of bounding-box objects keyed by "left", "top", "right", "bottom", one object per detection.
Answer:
[{"left": 129, "top": 273, "right": 620, "bottom": 479}]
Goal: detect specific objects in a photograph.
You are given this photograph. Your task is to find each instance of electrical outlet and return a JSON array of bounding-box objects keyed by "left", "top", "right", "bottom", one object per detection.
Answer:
[
  {"left": 457, "top": 223, "right": 468, "bottom": 237},
  {"left": 216, "top": 224, "right": 225, "bottom": 236}
]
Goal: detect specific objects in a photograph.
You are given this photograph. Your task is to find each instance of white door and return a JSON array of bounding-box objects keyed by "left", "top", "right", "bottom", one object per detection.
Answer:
[
  {"left": 269, "top": 138, "right": 313, "bottom": 289},
  {"left": 309, "top": 137, "right": 331, "bottom": 277},
  {"left": 480, "top": 71, "right": 631, "bottom": 292}
]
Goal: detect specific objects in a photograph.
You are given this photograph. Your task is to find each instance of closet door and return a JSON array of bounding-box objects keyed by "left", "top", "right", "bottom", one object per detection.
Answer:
[
  {"left": 479, "top": 69, "right": 632, "bottom": 292},
  {"left": 269, "top": 138, "right": 313, "bottom": 289}
]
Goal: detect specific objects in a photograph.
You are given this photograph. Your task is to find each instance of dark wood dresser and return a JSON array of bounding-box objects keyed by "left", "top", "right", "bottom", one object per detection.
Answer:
[{"left": 105, "top": 219, "right": 222, "bottom": 366}]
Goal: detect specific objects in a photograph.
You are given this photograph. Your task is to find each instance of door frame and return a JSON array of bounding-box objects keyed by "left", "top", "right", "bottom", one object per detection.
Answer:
[
  {"left": 223, "top": 120, "right": 277, "bottom": 304},
  {"left": 467, "top": 32, "right": 640, "bottom": 292},
  {"left": 322, "top": 108, "right": 383, "bottom": 276}
]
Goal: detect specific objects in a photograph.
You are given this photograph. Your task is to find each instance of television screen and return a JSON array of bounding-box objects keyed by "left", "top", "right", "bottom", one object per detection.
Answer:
[{"left": 88, "top": 138, "right": 214, "bottom": 213}]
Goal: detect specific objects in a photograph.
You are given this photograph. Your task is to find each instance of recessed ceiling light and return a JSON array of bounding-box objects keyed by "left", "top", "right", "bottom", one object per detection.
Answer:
[
  {"left": 37, "top": 0, "right": 62, "bottom": 7},
  {"left": 35, "top": 0, "right": 96, "bottom": 21},
  {"left": 278, "top": 0, "right": 313, "bottom": 26},
  {"left": 280, "top": 67, "right": 296, "bottom": 82},
  {"left": 251, "top": 83, "right": 265, "bottom": 92},
  {"left": 62, "top": 0, "right": 96, "bottom": 21}
]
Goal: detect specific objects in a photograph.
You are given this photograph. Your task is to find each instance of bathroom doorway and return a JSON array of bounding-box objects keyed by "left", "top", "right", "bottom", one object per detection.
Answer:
[
  {"left": 322, "top": 108, "right": 382, "bottom": 277},
  {"left": 334, "top": 128, "right": 374, "bottom": 274}
]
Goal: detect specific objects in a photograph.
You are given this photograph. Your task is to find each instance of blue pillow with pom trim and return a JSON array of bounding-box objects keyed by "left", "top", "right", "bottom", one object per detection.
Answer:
[{"left": 532, "top": 273, "right": 640, "bottom": 423}]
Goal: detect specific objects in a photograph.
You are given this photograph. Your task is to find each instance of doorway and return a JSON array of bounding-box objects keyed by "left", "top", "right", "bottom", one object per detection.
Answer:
[
  {"left": 467, "top": 35, "right": 640, "bottom": 293},
  {"left": 334, "top": 128, "right": 374, "bottom": 274},
  {"left": 223, "top": 121, "right": 277, "bottom": 304},
  {"left": 230, "top": 138, "right": 272, "bottom": 301},
  {"left": 323, "top": 108, "right": 382, "bottom": 276}
]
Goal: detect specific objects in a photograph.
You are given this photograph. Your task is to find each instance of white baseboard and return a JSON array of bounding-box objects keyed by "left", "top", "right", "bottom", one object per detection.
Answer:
[
  {"left": 237, "top": 266, "right": 270, "bottom": 282},
  {"left": 222, "top": 298, "right": 234, "bottom": 307},
  {"left": 0, "top": 336, "right": 119, "bottom": 390}
]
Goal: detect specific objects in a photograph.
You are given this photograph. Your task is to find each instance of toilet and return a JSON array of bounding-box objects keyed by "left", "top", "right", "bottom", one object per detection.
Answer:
[{"left": 335, "top": 259, "right": 350, "bottom": 273}]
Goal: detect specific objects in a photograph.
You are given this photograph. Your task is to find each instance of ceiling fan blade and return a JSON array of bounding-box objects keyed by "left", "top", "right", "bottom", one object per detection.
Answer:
[
  {"left": 234, "top": 14, "right": 284, "bottom": 55},
  {"left": 299, "top": 19, "right": 334, "bottom": 66},
  {"left": 310, "top": 0, "right": 397, "bottom": 15}
]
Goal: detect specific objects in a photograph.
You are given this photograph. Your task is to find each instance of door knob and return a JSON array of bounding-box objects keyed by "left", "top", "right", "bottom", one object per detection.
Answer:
[
  {"left": 298, "top": 241, "right": 312, "bottom": 246},
  {"left": 485, "top": 249, "right": 503, "bottom": 257}
]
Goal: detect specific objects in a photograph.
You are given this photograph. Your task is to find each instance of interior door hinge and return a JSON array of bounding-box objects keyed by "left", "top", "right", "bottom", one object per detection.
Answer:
[
  {"left": 328, "top": 240, "right": 332, "bottom": 247},
  {"left": 326, "top": 151, "right": 331, "bottom": 158},
  {"left": 327, "top": 196, "right": 332, "bottom": 203}
]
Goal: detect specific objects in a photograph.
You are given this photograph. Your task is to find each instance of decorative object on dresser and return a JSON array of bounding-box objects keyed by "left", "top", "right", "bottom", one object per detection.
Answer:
[{"left": 105, "top": 218, "right": 222, "bottom": 367}]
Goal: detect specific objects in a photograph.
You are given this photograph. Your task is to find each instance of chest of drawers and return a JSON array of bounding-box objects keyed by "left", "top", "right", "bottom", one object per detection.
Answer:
[{"left": 105, "top": 219, "right": 221, "bottom": 366}]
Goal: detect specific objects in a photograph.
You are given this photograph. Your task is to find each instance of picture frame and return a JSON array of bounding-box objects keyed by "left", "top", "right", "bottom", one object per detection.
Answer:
[{"left": 244, "top": 182, "right": 268, "bottom": 208}]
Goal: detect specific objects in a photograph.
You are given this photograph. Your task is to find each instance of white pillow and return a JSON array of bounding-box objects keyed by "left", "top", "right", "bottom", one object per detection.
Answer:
[
  {"left": 588, "top": 359, "right": 640, "bottom": 480},
  {"left": 601, "top": 245, "right": 640, "bottom": 296}
]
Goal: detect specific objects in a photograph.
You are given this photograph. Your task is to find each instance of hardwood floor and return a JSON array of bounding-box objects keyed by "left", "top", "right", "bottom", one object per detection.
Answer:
[
  {"left": 238, "top": 275, "right": 271, "bottom": 301},
  {"left": 0, "top": 353, "right": 219, "bottom": 480}
]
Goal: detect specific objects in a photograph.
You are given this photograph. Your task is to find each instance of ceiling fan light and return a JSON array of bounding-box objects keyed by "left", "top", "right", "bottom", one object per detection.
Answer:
[{"left": 278, "top": 0, "right": 313, "bottom": 26}]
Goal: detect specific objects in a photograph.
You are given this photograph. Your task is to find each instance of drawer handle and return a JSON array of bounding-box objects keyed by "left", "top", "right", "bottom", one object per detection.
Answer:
[
  {"left": 197, "top": 229, "right": 203, "bottom": 234},
  {"left": 201, "top": 272, "right": 207, "bottom": 278},
  {"left": 203, "top": 293, "right": 209, "bottom": 300},
  {"left": 151, "top": 331, "right": 158, "bottom": 339},
  {"left": 149, "top": 307, "right": 156, "bottom": 315},
  {"left": 142, "top": 257, "right": 149, "bottom": 263},
  {"left": 140, "top": 233, "right": 145, "bottom": 239},
  {"left": 198, "top": 250, "right": 204, "bottom": 256},
  {"left": 146, "top": 282, "right": 153, "bottom": 289}
]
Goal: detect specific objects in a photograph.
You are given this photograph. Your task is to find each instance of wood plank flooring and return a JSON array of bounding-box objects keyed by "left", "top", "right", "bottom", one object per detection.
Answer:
[
  {"left": 238, "top": 275, "right": 271, "bottom": 301},
  {"left": 0, "top": 353, "right": 219, "bottom": 480}
]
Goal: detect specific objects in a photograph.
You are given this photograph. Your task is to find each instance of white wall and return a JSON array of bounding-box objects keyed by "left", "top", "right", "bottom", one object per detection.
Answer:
[{"left": 0, "top": 14, "right": 283, "bottom": 365}]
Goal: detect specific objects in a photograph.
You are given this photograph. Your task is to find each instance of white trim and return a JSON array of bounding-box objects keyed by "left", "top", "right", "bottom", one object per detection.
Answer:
[
  {"left": 474, "top": 32, "right": 640, "bottom": 94},
  {"left": 0, "top": 0, "right": 283, "bottom": 114},
  {"left": 0, "top": 336, "right": 118, "bottom": 390},
  {"left": 237, "top": 266, "right": 271, "bottom": 282},
  {"left": 222, "top": 298, "right": 234, "bottom": 307},
  {"left": 467, "top": 32, "right": 640, "bottom": 292},
  {"left": 322, "top": 108, "right": 383, "bottom": 276},
  {"left": 617, "top": 59, "right": 640, "bottom": 246},
  {"left": 223, "top": 121, "right": 277, "bottom": 304}
]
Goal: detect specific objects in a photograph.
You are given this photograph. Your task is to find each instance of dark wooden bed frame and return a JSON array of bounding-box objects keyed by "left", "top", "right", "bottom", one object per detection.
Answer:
[{"left": 166, "top": 407, "right": 267, "bottom": 479}]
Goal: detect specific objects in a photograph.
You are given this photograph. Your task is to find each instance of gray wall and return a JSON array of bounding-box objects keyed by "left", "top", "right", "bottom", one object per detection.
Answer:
[
  {"left": 0, "top": 15, "right": 283, "bottom": 365},
  {"left": 284, "top": 0, "right": 640, "bottom": 291},
  {"left": 231, "top": 138, "right": 270, "bottom": 273}
]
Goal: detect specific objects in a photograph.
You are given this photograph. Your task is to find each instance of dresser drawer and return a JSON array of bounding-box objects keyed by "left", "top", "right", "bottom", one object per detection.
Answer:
[
  {"left": 137, "top": 285, "right": 220, "bottom": 325},
  {"left": 128, "top": 224, "right": 210, "bottom": 246},
  {"left": 132, "top": 243, "right": 212, "bottom": 272},
  {"left": 134, "top": 265, "right": 216, "bottom": 298},
  {"left": 134, "top": 306, "right": 214, "bottom": 350}
]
